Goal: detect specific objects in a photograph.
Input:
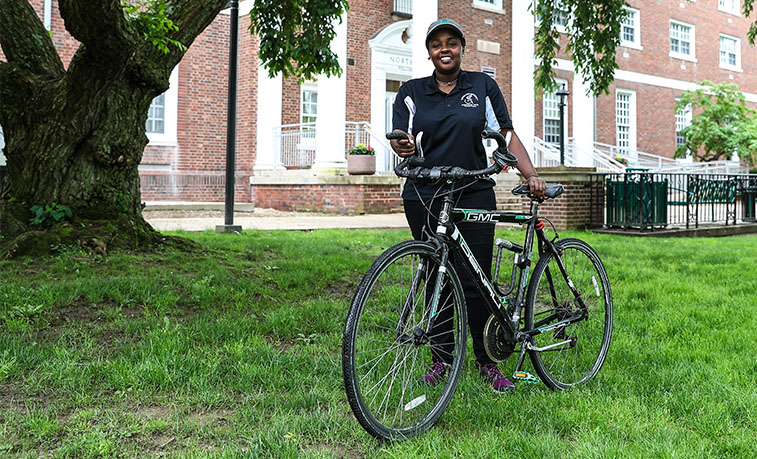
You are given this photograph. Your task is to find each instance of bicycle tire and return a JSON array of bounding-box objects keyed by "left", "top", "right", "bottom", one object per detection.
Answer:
[
  {"left": 525, "top": 238, "right": 613, "bottom": 389},
  {"left": 342, "top": 240, "right": 467, "bottom": 440}
]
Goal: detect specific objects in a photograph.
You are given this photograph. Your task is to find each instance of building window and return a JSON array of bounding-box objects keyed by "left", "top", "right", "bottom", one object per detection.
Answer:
[
  {"left": 146, "top": 94, "right": 165, "bottom": 134},
  {"left": 301, "top": 86, "right": 318, "bottom": 132},
  {"left": 543, "top": 79, "right": 568, "bottom": 145},
  {"left": 718, "top": 0, "right": 740, "bottom": 15},
  {"left": 616, "top": 90, "right": 636, "bottom": 151},
  {"left": 473, "top": 0, "right": 503, "bottom": 11},
  {"left": 552, "top": 1, "right": 569, "bottom": 31},
  {"left": 620, "top": 7, "right": 642, "bottom": 49},
  {"left": 670, "top": 20, "right": 695, "bottom": 60},
  {"left": 719, "top": 34, "right": 741, "bottom": 71},
  {"left": 535, "top": 1, "right": 569, "bottom": 32},
  {"left": 675, "top": 101, "right": 692, "bottom": 148},
  {"left": 146, "top": 68, "right": 178, "bottom": 146},
  {"left": 482, "top": 66, "right": 496, "bottom": 79}
]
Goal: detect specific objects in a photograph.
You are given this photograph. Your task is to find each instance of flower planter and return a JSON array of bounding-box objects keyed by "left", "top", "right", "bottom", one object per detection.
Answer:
[{"left": 347, "top": 154, "right": 376, "bottom": 175}]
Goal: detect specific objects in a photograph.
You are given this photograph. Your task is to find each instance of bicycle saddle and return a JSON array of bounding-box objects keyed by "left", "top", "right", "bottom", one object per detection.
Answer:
[{"left": 511, "top": 183, "right": 564, "bottom": 199}]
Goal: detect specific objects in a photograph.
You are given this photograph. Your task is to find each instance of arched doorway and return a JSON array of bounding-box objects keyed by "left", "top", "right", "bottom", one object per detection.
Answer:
[{"left": 369, "top": 21, "right": 413, "bottom": 172}]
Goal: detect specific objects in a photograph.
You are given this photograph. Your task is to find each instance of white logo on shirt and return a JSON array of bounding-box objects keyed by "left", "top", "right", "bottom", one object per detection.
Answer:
[{"left": 461, "top": 93, "right": 479, "bottom": 108}]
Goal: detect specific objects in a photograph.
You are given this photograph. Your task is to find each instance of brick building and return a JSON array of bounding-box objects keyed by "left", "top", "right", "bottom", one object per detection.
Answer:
[{"left": 2, "top": 1, "right": 756, "bottom": 212}]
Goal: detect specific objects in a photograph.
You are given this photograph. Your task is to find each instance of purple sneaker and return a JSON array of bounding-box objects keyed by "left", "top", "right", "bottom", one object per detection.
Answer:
[
  {"left": 421, "top": 360, "right": 449, "bottom": 386},
  {"left": 478, "top": 362, "right": 515, "bottom": 393}
]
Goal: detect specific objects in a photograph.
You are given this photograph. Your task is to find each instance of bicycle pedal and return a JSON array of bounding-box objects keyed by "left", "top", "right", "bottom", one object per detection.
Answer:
[{"left": 512, "top": 371, "right": 540, "bottom": 384}]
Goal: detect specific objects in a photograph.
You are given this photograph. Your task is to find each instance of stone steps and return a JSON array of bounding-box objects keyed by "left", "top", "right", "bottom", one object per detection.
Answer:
[{"left": 493, "top": 170, "right": 525, "bottom": 212}]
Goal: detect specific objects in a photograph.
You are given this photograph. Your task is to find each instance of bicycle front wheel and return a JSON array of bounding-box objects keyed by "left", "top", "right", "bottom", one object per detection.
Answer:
[
  {"left": 525, "top": 238, "right": 613, "bottom": 389},
  {"left": 342, "top": 240, "right": 467, "bottom": 440}
]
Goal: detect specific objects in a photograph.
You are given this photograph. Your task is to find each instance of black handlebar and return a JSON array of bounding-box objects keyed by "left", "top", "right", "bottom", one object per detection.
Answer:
[{"left": 386, "top": 130, "right": 518, "bottom": 181}]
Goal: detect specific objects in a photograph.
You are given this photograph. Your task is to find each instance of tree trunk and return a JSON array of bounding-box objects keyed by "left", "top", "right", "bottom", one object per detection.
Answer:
[{"left": 0, "top": 0, "right": 228, "bottom": 257}]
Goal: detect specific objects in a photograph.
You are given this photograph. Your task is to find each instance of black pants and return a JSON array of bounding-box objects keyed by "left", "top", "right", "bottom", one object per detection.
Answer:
[{"left": 404, "top": 187, "right": 496, "bottom": 365}]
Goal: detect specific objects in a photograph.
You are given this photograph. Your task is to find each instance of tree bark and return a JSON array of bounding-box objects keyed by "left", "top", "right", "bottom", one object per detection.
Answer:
[{"left": 0, "top": 0, "right": 227, "bottom": 256}]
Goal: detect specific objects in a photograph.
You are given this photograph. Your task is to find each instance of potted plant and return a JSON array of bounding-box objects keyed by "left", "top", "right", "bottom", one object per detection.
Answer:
[{"left": 347, "top": 143, "right": 376, "bottom": 175}]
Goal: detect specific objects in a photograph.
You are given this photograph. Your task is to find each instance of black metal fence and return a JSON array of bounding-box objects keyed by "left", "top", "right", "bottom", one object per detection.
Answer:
[{"left": 590, "top": 171, "right": 757, "bottom": 230}]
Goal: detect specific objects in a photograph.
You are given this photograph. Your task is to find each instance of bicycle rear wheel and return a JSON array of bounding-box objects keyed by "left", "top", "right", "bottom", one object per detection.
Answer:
[
  {"left": 342, "top": 240, "right": 467, "bottom": 440},
  {"left": 525, "top": 238, "right": 612, "bottom": 389}
]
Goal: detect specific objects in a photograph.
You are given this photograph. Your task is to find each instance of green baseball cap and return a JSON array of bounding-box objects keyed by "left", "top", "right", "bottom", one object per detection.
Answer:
[{"left": 425, "top": 19, "right": 466, "bottom": 49}]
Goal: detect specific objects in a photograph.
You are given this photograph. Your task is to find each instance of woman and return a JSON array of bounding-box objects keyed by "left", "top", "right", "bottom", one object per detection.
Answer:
[{"left": 390, "top": 19, "right": 546, "bottom": 393}]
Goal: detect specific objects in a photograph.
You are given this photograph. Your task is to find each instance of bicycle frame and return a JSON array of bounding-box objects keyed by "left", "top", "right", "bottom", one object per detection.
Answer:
[{"left": 418, "top": 184, "right": 590, "bottom": 347}]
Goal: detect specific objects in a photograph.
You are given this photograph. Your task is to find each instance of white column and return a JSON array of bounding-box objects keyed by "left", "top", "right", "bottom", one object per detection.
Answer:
[
  {"left": 313, "top": 13, "right": 348, "bottom": 169},
  {"left": 254, "top": 66, "right": 282, "bottom": 170},
  {"left": 0, "top": 126, "right": 5, "bottom": 166},
  {"left": 572, "top": 75, "right": 595, "bottom": 167},
  {"left": 370, "top": 66, "right": 388, "bottom": 168},
  {"left": 511, "top": 0, "right": 535, "bottom": 156},
  {"left": 411, "top": 0, "right": 437, "bottom": 78}
]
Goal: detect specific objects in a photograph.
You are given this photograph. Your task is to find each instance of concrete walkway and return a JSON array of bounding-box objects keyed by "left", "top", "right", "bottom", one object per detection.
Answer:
[{"left": 143, "top": 203, "right": 409, "bottom": 231}]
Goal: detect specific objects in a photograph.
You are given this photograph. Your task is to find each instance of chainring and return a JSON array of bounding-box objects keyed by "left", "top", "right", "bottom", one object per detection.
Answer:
[{"left": 483, "top": 315, "right": 516, "bottom": 362}]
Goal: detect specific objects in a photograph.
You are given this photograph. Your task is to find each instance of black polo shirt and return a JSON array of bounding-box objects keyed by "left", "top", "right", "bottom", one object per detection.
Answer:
[{"left": 392, "top": 70, "right": 513, "bottom": 201}]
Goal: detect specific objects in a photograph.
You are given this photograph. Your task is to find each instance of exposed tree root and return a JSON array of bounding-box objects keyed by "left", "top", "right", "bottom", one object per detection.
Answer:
[{"left": 0, "top": 201, "right": 199, "bottom": 259}]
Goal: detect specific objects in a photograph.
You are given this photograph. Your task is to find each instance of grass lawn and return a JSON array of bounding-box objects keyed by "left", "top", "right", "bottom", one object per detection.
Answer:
[{"left": 1, "top": 228, "right": 755, "bottom": 457}]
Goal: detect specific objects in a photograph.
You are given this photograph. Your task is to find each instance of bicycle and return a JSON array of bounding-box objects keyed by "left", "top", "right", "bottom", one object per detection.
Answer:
[{"left": 341, "top": 130, "right": 613, "bottom": 440}]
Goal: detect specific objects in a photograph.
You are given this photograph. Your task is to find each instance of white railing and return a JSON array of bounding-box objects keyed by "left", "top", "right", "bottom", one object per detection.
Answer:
[
  {"left": 345, "top": 122, "right": 372, "bottom": 151},
  {"left": 273, "top": 123, "right": 316, "bottom": 169},
  {"left": 358, "top": 124, "right": 401, "bottom": 173},
  {"left": 591, "top": 141, "right": 747, "bottom": 174},
  {"left": 531, "top": 137, "right": 578, "bottom": 168},
  {"left": 592, "top": 141, "right": 678, "bottom": 171},
  {"left": 393, "top": 0, "right": 412, "bottom": 16},
  {"left": 272, "top": 121, "right": 399, "bottom": 172},
  {"left": 658, "top": 160, "right": 748, "bottom": 174}
]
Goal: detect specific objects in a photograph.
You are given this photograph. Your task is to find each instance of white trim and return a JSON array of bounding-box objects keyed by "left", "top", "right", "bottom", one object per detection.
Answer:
[
  {"left": 472, "top": 0, "right": 506, "bottom": 15},
  {"left": 534, "top": 0, "right": 569, "bottom": 34},
  {"left": 43, "top": 0, "right": 52, "bottom": 30},
  {"left": 669, "top": 19, "right": 696, "bottom": 62},
  {"left": 0, "top": 125, "right": 5, "bottom": 166},
  {"left": 615, "top": 89, "right": 637, "bottom": 152},
  {"left": 512, "top": 0, "right": 535, "bottom": 154},
  {"left": 718, "top": 0, "right": 741, "bottom": 16},
  {"left": 718, "top": 33, "right": 742, "bottom": 72},
  {"left": 619, "top": 7, "right": 642, "bottom": 50},
  {"left": 675, "top": 99, "right": 692, "bottom": 149},
  {"left": 299, "top": 84, "right": 318, "bottom": 126},
  {"left": 542, "top": 79, "right": 568, "bottom": 145},
  {"left": 369, "top": 20, "right": 413, "bottom": 166},
  {"left": 146, "top": 68, "right": 179, "bottom": 146},
  {"left": 551, "top": 58, "right": 757, "bottom": 103}
]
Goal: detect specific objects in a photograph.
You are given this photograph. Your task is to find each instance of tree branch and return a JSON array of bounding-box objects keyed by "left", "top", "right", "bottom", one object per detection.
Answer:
[
  {"left": 0, "top": 0, "right": 64, "bottom": 76},
  {"left": 168, "top": 0, "right": 228, "bottom": 60},
  {"left": 58, "top": 0, "right": 135, "bottom": 61}
]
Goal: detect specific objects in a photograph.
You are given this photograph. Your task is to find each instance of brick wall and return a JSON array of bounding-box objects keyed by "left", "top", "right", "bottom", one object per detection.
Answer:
[
  {"left": 522, "top": 167, "right": 601, "bottom": 230},
  {"left": 537, "top": 0, "right": 757, "bottom": 159},
  {"left": 346, "top": 1, "right": 395, "bottom": 125},
  {"left": 439, "top": 1, "right": 512, "bottom": 107},
  {"left": 252, "top": 184, "right": 403, "bottom": 214}
]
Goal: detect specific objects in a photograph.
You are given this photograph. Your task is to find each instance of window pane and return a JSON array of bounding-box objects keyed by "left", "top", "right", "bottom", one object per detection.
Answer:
[
  {"left": 146, "top": 93, "right": 166, "bottom": 134},
  {"left": 616, "top": 93, "right": 632, "bottom": 149}
]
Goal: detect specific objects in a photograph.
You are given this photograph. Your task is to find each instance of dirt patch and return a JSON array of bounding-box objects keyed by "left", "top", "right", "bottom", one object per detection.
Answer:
[
  {"left": 304, "top": 441, "right": 360, "bottom": 458},
  {"left": 132, "top": 404, "right": 175, "bottom": 421},
  {"left": 187, "top": 408, "right": 234, "bottom": 427},
  {"left": 0, "top": 385, "right": 53, "bottom": 411},
  {"left": 49, "top": 298, "right": 102, "bottom": 326}
]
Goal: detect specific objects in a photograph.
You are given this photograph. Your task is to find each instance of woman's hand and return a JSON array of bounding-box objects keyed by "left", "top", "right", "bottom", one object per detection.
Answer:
[
  {"left": 526, "top": 175, "right": 546, "bottom": 199},
  {"left": 390, "top": 130, "right": 416, "bottom": 158}
]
